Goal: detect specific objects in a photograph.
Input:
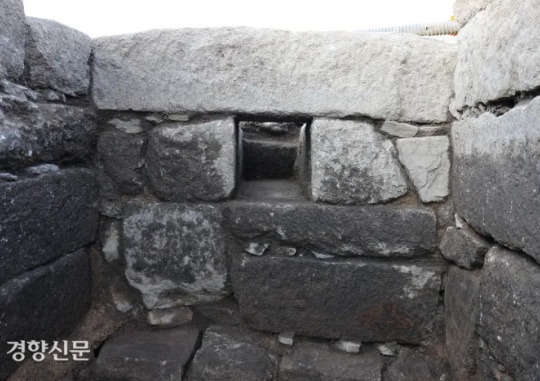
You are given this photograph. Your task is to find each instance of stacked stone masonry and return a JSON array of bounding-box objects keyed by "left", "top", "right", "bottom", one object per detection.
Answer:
[{"left": 0, "top": 0, "right": 539, "bottom": 379}]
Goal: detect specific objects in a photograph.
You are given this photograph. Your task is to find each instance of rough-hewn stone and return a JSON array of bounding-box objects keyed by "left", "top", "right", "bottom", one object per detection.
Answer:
[
  {"left": 0, "top": 0, "right": 26, "bottom": 80},
  {"left": 146, "top": 118, "right": 236, "bottom": 201},
  {"left": 0, "top": 168, "right": 98, "bottom": 284},
  {"left": 225, "top": 202, "right": 437, "bottom": 258},
  {"left": 232, "top": 255, "right": 443, "bottom": 343},
  {"left": 0, "top": 249, "right": 91, "bottom": 380},
  {"left": 280, "top": 342, "right": 383, "bottom": 381},
  {"left": 453, "top": 0, "right": 496, "bottom": 26},
  {"left": 396, "top": 136, "right": 450, "bottom": 203},
  {"left": 97, "top": 130, "right": 145, "bottom": 195},
  {"left": 192, "top": 298, "right": 245, "bottom": 326},
  {"left": 0, "top": 95, "right": 96, "bottom": 170},
  {"left": 187, "top": 326, "right": 275, "bottom": 381},
  {"left": 478, "top": 247, "right": 540, "bottom": 379},
  {"left": 311, "top": 119, "right": 408, "bottom": 204},
  {"left": 25, "top": 18, "right": 91, "bottom": 95},
  {"left": 94, "top": 328, "right": 199, "bottom": 381},
  {"left": 384, "top": 348, "right": 449, "bottom": 381},
  {"left": 477, "top": 339, "right": 514, "bottom": 381},
  {"left": 102, "top": 220, "right": 120, "bottom": 262},
  {"left": 92, "top": 28, "right": 455, "bottom": 123},
  {"left": 123, "top": 203, "right": 229, "bottom": 309},
  {"left": 108, "top": 118, "right": 143, "bottom": 134},
  {"left": 452, "top": 97, "right": 540, "bottom": 264},
  {"left": 0, "top": 79, "right": 37, "bottom": 101},
  {"left": 454, "top": 0, "right": 540, "bottom": 110},
  {"left": 440, "top": 226, "right": 490, "bottom": 269},
  {"left": 381, "top": 121, "right": 418, "bottom": 138},
  {"left": 445, "top": 266, "right": 481, "bottom": 379},
  {"left": 147, "top": 306, "right": 193, "bottom": 327}
]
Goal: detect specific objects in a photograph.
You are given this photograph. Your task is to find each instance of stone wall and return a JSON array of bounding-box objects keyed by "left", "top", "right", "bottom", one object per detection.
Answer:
[
  {"left": 0, "top": 1, "right": 97, "bottom": 379},
  {"left": 444, "top": 0, "right": 540, "bottom": 379},
  {"left": 1, "top": 0, "right": 539, "bottom": 380},
  {"left": 87, "top": 26, "right": 456, "bottom": 381}
]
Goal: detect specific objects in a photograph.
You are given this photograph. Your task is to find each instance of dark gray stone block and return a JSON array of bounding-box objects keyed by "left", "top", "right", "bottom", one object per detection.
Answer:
[
  {"left": 25, "top": 17, "right": 91, "bottom": 95},
  {"left": 0, "top": 0, "right": 25, "bottom": 80},
  {"left": 0, "top": 249, "right": 91, "bottom": 380},
  {"left": 232, "top": 255, "right": 443, "bottom": 343},
  {"left": 224, "top": 202, "right": 437, "bottom": 258},
  {"left": 192, "top": 298, "right": 245, "bottom": 326},
  {"left": 123, "top": 203, "right": 229, "bottom": 309},
  {"left": 187, "top": 325, "right": 275, "bottom": 381},
  {"left": 97, "top": 130, "right": 145, "bottom": 195},
  {"left": 94, "top": 327, "right": 200, "bottom": 381},
  {"left": 445, "top": 266, "right": 481, "bottom": 379},
  {"left": 452, "top": 97, "right": 540, "bottom": 264},
  {"left": 477, "top": 339, "right": 514, "bottom": 381},
  {"left": 0, "top": 168, "right": 98, "bottom": 284},
  {"left": 0, "top": 95, "right": 96, "bottom": 170},
  {"left": 384, "top": 348, "right": 449, "bottom": 381},
  {"left": 440, "top": 226, "right": 490, "bottom": 269},
  {"left": 478, "top": 246, "right": 540, "bottom": 379},
  {"left": 146, "top": 117, "right": 236, "bottom": 201},
  {"left": 280, "top": 342, "right": 383, "bottom": 381}
]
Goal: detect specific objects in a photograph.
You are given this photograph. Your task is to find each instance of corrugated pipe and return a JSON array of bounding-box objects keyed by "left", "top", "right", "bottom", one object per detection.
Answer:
[{"left": 361, "top": 21, "right": 460, "bottom": 36}]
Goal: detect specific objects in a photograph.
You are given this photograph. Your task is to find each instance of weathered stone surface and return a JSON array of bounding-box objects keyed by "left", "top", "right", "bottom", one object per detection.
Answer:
[
  {"left": 280, "top": 342, "right": 382, "bottom": 381},
  {"left": 0, "top": 249, "right": 91, "bottom": 380},
  {"left": 236, "top": 179, "right": 304, "bottom": 202},
  {"left": 381, "top": 120, "right": 418, "bottom": 138},
  {"left": 454, "top": 0, "right": 540, "bottom": 110},
  {"left": 225, "top": 202, "right": 437, "bottom": 258},
  {"left": 92, "top": 28, "right": 455, "bottom": 123},
  {"left": 108, "top": 118, "right": 143, "bottom": 134},
  {"left": 240, "top": 121, "right": 298, "bottom": 136},
  {"left": 335, "top": 340, "right": 362, "bottom": 354},
  {"left": 440, "top": 226, "right": 490, "bottom": 269},
  {"left": 192, "top": 298, "right": 245, "bottom": 326},
  {"left": 477, "top": 339, "right": 514, "bottom": 381},
  {"left": 311, "top": 119, "right": 408, "bottom": 204},
  {"left": 0, "top": 0, "right": 25, "bottom": 80},
  {"left": 478, "top": 247, "right": 540, "bottom": 379},
  {"left": 102, "top": 220, "right": 120, "bottom": 262},
  {"left": 25, "top": 17, "right": 91, "bottom": 95},
  {"left": 0, "top": 168, "right": 98, "bottom": 284},
  {"left": 453, "top": 0, "right": 496, "bottom": 26},
  {"left": 98, "top": 130, "right": 145, "bottom": 195},
  {"left": 232, "top": 255, "right": 443, "bottom": 343},
  {"left": 384, "top": 348, "right": 449, "bottom": 381},
  {"left": 0, "top": 79, "right": 37, "bottom": 101},
  {"left": 94, "top": 328, "right": 199, "bottom": 381},
  {"left": 396, "top": 136, "right": 450, "bottom": 203},
  {"left": 416, "top": 124, "right": 451, "bottom": 137},
  {"left": 146, "top": 118, "right": 236, "bottom": 201},
  {"left": 109, "top": 282, "right": 134, "bottom": 314},
  {"left": 25, "top": 163, "right": 59, "bottom": 175},
  {"left": 187, "top": 325, "right": 275, "bottom": 381},
  {"left": 147, "top": 306, "right": 193, "bottom": 327},
  {"left": 452, "top": 97, "right": 540, "bottom": 263},
  {"left": 0, "top": 95, "right": 96, "bottom": 170},
  {"left": 123, "top": 203, "right": 229, "bottom": 309},
  {"left": 445, "top": 266, "right": 481, "bottom": 379}
]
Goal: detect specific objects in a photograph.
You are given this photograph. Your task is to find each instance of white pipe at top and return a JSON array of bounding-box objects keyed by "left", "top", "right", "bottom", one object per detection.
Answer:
[{"left": 361, "top": 21, "right": 460, "bottom": 36}]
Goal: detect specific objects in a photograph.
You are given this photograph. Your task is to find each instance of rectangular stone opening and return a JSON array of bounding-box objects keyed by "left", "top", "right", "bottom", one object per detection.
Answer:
[{"left": 236, "top": 116, "right": 311, "bottom": 201}]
